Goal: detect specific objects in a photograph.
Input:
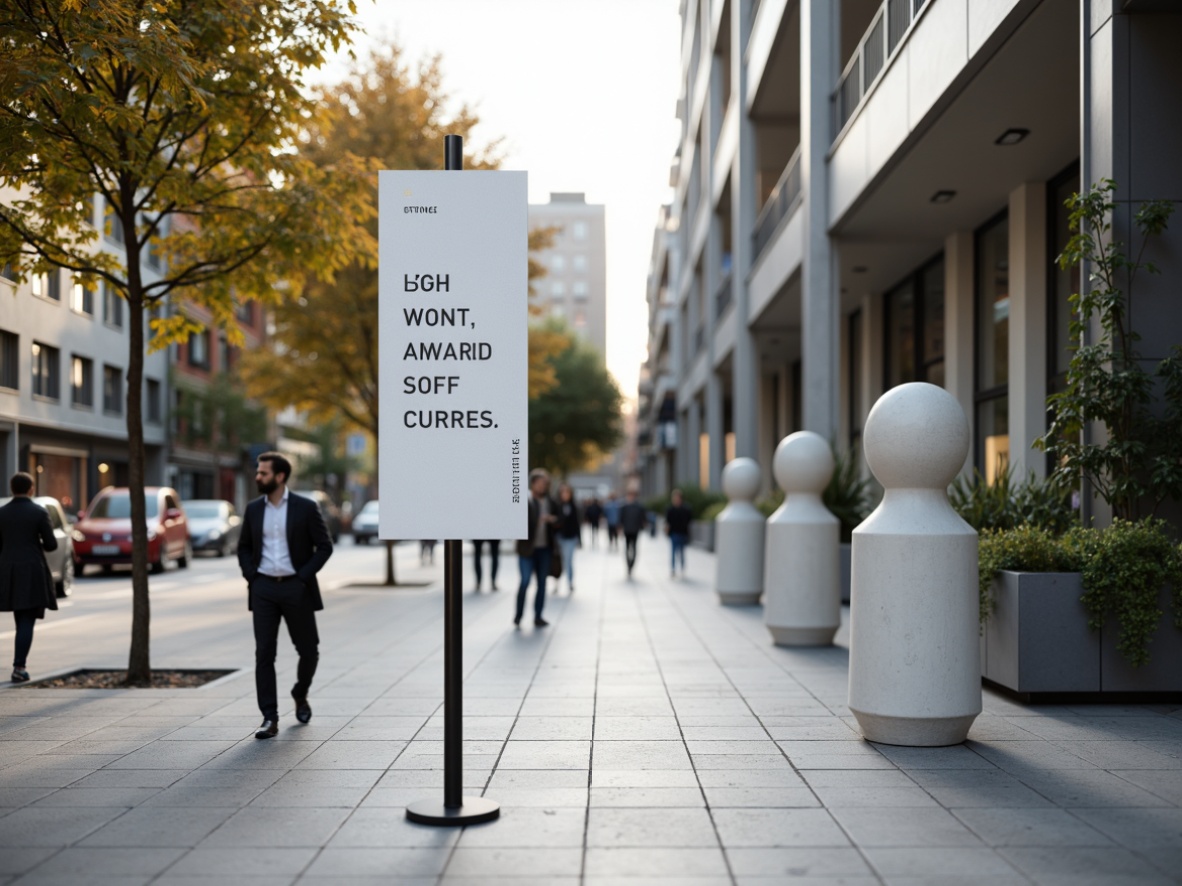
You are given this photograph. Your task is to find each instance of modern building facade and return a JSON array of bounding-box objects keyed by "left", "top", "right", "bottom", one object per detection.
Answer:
[
  {"left": 0, "top": 194, "right": 168, "bottom": 512},
  {"left": 638, "top": 0, "right": 1182, "bottom": 525},
  {"left": 528, "top": 192, "right": 608, "bottom": 357}
]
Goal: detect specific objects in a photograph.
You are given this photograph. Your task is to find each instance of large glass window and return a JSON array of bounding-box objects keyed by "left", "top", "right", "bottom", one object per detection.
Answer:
[
  {"left": 32, "top": 341, "right": 60, "bottom": 400},
  {"left": 884, "top": 254, "right": 945, "bottom": 390},
  {"left": 103, "top": 364, "right": 122, "bottom": 414},
  {"left": 0, "top": 330, "right": 18, "bottom": 390},
  {"left": 975, "top": 212, "right": 1010, "bottom": 481},
  {"left": 102, "top": 280, "right": 123, "bottom": 328},
  {"left": 71, "top": 278, "right": 93, "bottom": 315},
  {"left": 71, "top": 355, "right": 93, "bottom": 408}
]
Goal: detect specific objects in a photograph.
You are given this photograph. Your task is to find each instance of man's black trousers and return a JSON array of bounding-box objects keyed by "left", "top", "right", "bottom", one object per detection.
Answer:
[{"left": 252, "top": 575, "right": 319, "bottom": 721}]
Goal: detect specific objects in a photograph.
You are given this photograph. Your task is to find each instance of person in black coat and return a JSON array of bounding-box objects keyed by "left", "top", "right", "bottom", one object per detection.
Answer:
[
  {"left": 619, "top": 489, "right": 649, "bottom": 579},
  {"left": 555, "top": 483, "right": 581, "bottom": 594},
  {"left": 238, "top": 452, "right": 333, "bottom": 738},
  {"left": 665, "top": 488, "right": 694, "bottom": 578},
  {"left": 0, "top": 472, "right": 58, "bottom": 683},
  {"left": 514, "top": 469, "right": 558, "bottom": 628}
]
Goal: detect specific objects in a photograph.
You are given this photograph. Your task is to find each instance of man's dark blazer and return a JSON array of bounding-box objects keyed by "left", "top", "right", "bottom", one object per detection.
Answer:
[
  {"left": 515, "top": 494, "right": 558, "bottom": 558},
  {"left": 0, "top": 497, "right": 58, "bottom": 616},
  {"left": 237, "top": 491, "right": 333, "bottom": 611}
]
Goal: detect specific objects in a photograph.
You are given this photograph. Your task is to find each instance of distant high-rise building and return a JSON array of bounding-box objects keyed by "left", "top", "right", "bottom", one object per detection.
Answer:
[{"left": 528, "top": 193, "right": 606, "bottom": 358}]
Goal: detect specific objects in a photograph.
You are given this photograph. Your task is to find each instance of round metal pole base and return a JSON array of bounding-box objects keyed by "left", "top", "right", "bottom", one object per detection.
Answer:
[{"left": 406, "top": 797, "right": 500, "bottom": 826}]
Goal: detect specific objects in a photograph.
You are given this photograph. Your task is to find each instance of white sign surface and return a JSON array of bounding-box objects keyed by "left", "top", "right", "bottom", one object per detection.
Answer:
[{"left": 378, "top": 170, "right": 528, "bottom": 540}]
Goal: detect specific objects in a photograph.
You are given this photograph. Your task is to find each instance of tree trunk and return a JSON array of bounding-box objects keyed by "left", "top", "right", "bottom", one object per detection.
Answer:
[
  {"left": 384, "top": 539, "right": 398, "bottom": 586},
  {"left": 125, "top": 279, "right": 151, "bottom": 685}
]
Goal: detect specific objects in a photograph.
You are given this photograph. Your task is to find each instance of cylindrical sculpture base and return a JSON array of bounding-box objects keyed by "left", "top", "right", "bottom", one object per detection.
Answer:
[
  {"left": 406, "top": 797, "right": 500, "bottom": 826},
  {"left": 768, "top": 625, "right": 837, "bottom": 646},
  {"left": 849, "top": 709, "right": 977, "bottom": 747},
  {"left": 717, "top": 590, "right": 762, "bottom": 606}
]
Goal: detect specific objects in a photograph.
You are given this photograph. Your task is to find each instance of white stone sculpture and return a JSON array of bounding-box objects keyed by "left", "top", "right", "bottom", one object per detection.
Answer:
[
  {"left": 764, "top": 432, "right": 840, "bottom": 646},
  {"left": 847, "top": 382, "right": 982, "bottom": 746},
  {"left": 714, "top": 457, "right": 765, "bottom": 605}
]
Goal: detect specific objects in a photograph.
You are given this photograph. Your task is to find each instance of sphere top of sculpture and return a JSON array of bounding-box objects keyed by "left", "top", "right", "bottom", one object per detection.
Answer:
[
  {"left": 863, "top": 383, "right": 969, "bottom": 490},
  {"left": 721, "top": 457, "right": 761, "bottom": 502},
  {"left": 773, "top": 431, "right": 833, "bottom": 495}
]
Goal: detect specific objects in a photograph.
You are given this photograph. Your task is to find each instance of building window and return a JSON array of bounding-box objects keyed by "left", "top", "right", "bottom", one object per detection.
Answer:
[
  {"left": 883, "top": 254, "right": 945, "bottom": 390},
  {"left": 550, "top": 254, "right": 565, "bottom": 271},
  {"left": 0, "top": 330, "right": 18, "bottom": 390},
  {"left": 146, "top": 378, "right": 161, "bottom": 423},
  {"left": 32, "top": 271, "right": 61, "bottom": 301},
  {"left": 71, "top": 279, "right": 94, "bottom": 315},
  {"left": 572, "top": 280, "right": 588, "bottom": 298},
  {"left": 103, "top": 198, "right": 125, "bottom": 244},
  {"left": 236, "top": 301, "right": 255, "bottom": 325},
  {"left": 188, "top": 329, "right": 210, "bottom": 369},
  {"left": 551, "top": 281, "right": 566, "bottom": 297},
  {"left": 572, "top": 221, "right": 587, "bottom": 240},
  {"left": 574, "top": 308, "right": 587, "bottom": 328},
  {"left": 572, "top": 254, "right": 587, "bottom": 272},
  {"left": 0, "top": 264, "right": 15, "bottom": 282},
  {"left": 975, "top": 212, "right": 1010, "bottom": 482},
  {"left": 102, "top": 280, "right": 123, "bottom": 328},
  {"left": 32, "top": 341, "right": 60, "bottom": 400},
  {"left": 103, "top": 364, "right": 123, "bottom": 415},
  {"left": 71, "top": 355, "right": 93, "bottom": 408}
]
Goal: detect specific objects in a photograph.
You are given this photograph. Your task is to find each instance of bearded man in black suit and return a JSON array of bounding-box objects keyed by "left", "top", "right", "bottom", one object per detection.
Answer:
[{"left": 238, "top": 452, "right": 333, "bottom": 738}]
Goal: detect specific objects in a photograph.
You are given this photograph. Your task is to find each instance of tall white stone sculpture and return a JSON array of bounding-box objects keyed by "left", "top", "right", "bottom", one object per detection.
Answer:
[
  {"left": 847, "top": 383, "right": 981, "bottom": 746},
  {"left": 764, "top": 432, "right": 840, "bottom": 646},
  {"left": 715, "top": 457, "right": 765, "bottom": 605}
]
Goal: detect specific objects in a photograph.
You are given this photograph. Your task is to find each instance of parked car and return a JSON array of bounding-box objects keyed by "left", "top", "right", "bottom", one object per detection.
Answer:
[
  {"left": 184, "top": 499, "right": 241, "bottom": 557},
  {"left": 293, "top": 490, "right": 341, "bottom": 543},
  {"left": 72, "top": 486, "right": 191, "bottom": 574},
  {"left": 0, "top": 495, "right": 74, "bottom": 597},
  {"left": 351, "top": 500, "right": 379, "bottom": 544}
]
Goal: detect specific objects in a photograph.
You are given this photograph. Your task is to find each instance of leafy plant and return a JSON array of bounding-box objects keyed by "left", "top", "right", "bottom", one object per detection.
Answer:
[
  {"left": 824, "top": 445, "right": 876, "bottom": 542},
  {"left": 977, "top": 520, "right": 1182, "bottom": 666},
  {"left": 699, "top": 500, "right": 727, "bottom": 522},
  {"left": 1035, "top": 180, "right": 1182, "bottom": 520},
  {"left": 950, "top": 466, "right": 1076, "bottom": 534}
]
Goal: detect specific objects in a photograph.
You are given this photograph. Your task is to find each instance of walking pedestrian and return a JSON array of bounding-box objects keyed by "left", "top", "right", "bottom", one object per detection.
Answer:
[
  {"left": 603, "top": 492, "right": 621, "bottom": 550},
  {"left": 0, "top": 472, "right": 58, "bottom": 683},
  {"left": 515, "top": 469, "right": 558, "bottom": 628},
  {"left": 584, "top": 498, "right": 603, "bottom": 549},
  {"left": 472, "top": 539, "right": 500, "bottom": 591},
  {"left": 619, "top": 489, "right": 649, "bottom": 579},
  {"left": 420, "top": 539, "right": 436, "bottom": 564},
  {"left": 238, "top": 453, "right": 334, "bottom": 739},
  {"left": 665, "top": 488, "right": 693, "bottom": 578},
  {"left": 556, "top": 484, "right": 581, "bottom": 594}
]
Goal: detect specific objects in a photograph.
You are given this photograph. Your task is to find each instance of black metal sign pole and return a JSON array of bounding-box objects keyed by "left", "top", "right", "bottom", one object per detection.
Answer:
[{"left": 405, "top": 135, "right": 500, "bottom": 827}]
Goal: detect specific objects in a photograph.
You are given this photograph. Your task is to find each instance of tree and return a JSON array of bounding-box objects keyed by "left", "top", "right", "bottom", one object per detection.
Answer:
[
  {"left": 529, "top": 321, "right": 624, "bottom": 477},
  {"left": 0, "top": 0, "right": 372, "bottom": 684},
  {"left": 240, "top": 41, "right": 565, "bottom": 583}
]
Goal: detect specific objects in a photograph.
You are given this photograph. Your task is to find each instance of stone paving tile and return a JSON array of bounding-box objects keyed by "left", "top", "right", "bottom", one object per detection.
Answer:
[
  {"left": 810, "top": 786, "right": 939, "bottom": 808},
  {"left": 726, "top": 846, "right": 874, "bottom": 877},
  {"left": 0, "top": 847, "right": 56, "bottom": 876},
  {"left": 326, "top": 807, "right": 461, "bottom": 848},
  {"left": 303, "top": 847, "right": 452, "bottom": 878},
  {"left": 510, "top": 717, "right": 592, "bottom": 740},
  {"left": 1111, "top": 769, "right": 1182, "bottom": 804},
  {"left": 78, "top": 806, "right": 236, "bottom": 847},
  {"left": 590, "top": 741, "right": 692, "bottom": 770},
  {"left": 0, "top": 787, "right": 56, "bottom": 808},
  {"left": 702, "top": 787, "right": 819, "bottom": 807},
  {"left": 160, "top": 846, "right": 316, "bottom": 876},
  {"left": 587, "top": 807, "right": 718, "bottom": 847},
  {"left": 583, "top": 847, "right": 729, "bottom": 878},
  {"left": 30, "top": 787, "right": 159, "bottom": 807},
  {"left": 1069, "top": 807, "right": 1182, "bottom": 848},
  {"left": 861, "top": 846, "right": 1025, "bottom": 877},
  {"left": 199, "top": 806, "right": 351, "bottom": 848},
  {"left": 952, "top": 806, "right": 1114, "bottom": 846},
  {"left": 22, "top": 846, "right": 184, "bottom": 877},
  {"left": 1014, "top": 768, "right": 1174, "bottom": 807},
  {"left": 590, "top": 786, "right": 705, "bottom": 807},
  {"left": 712, "top": 808, "right": 850, "bottom": 848},
  {"left": 830, "top": 807, "right": 985, "bottom": 848},
  {"left": 999, "top": 845, "right": 1166, "bottom": 880},
  {"left": 0, "top": 806, "right": 126, "bottom": 847}
]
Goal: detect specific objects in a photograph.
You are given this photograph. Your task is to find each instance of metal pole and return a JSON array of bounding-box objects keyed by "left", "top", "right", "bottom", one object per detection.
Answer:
[{"left": 406, "top": 134, "right": 499, "bottom": 827}]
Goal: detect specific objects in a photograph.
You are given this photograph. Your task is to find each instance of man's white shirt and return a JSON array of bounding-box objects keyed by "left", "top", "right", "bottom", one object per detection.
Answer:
[{"left": 260, "top": 488, "right": 296, "bottom": 577}]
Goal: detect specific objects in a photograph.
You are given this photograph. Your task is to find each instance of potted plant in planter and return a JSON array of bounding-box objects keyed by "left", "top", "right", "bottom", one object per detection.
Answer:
[{"left": 976, "top": 180, "right": 1182, "bottom": 697}]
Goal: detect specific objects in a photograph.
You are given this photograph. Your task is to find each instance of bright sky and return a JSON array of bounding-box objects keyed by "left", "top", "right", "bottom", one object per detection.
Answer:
[{"left": 322, "top": 0, "right": 682, "bottom": 403}]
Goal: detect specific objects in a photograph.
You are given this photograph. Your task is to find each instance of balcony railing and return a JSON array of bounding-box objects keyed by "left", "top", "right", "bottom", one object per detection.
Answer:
[
  {"left": 715, "top": 272, "right": 733, "bottom": 319},
  {"left": 752, "top": 146, "right": 802, "bottom": 263},
  {"left": 833, "top": 0, "right": 931, "bottom": 136}
]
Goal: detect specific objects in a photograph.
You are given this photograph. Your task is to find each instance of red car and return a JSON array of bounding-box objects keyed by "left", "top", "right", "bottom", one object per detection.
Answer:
[{"left": 72, "top": 486, "right": 192, "bottom": 575}]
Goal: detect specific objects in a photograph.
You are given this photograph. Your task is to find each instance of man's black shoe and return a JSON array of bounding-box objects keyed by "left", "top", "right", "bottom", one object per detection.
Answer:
[
  {"left": 292, "top": 687, "right": 312, "bottom": 724},
  {"left": 534, "top": 618, "right": 549, "bottom": 628},
  {"left": 255, "top": 719, "right": 279, "bottom": 739}
]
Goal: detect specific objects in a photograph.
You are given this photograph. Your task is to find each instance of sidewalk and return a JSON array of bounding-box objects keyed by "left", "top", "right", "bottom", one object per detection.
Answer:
[{"left": 1, "top": 536, "right": 1180, "bottom": 885}]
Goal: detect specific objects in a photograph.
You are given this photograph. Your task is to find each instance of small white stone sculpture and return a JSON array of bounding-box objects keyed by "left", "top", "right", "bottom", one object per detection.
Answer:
[
  {"left": 847, "top": 382, "right": 981, "bottom": 747},
  {"left": 714, "top": 457, "right": 765, "bottom": 605},
  {"left": 764, "top": 432, "right": 840, "bottom": 646}
]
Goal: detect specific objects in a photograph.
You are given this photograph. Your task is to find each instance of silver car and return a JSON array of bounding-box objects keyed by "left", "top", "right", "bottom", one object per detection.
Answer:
[
  {"left": 351, "top": 500, "right": 379, "bottom": 545},
  {"left": 0, "top": 495, "right": 75, "bottom": 597},
  {"left": 184, "top": 499, "right": 242, "bottom": 557}
]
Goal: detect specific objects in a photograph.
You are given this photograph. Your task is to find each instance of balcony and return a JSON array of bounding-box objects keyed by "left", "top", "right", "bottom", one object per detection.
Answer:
[
  {"left": 833, "top": 0, "right": 932, "bottom": 137},
  {"left": 715, "top": 272, "right": 733, "bottom": 319},
  {"left": 752, "top": 146, "right": 802, "bottom": 263}
]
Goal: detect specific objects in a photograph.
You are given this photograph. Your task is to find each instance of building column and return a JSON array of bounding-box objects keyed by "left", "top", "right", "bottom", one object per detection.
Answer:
[
  {"left": 800, "top": 0, "right": 839, "bottom": 440},
  {"left": 686, "top": 402, "right": 702, "bottom": 488},
  {"left": 706, "top": 371, "right": 725, "bottom": 487},
  {"left": 731, "top": 0, "right": 759, "bottom": 462},
  {"left": 1008, "top": 182, "right": 1048, "bottom": 480},
  {"left": 944, "top": 231, "right": 975, "bottom": 477}
]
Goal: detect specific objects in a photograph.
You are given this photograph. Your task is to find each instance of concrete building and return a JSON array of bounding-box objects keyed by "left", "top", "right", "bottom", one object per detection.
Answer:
[
  {"left": 0, "top": 195, "right": 168, "bottom": 512},
  {"left": 529, "top": 193, "right": 608, "bottom": 357},
  {"left": 638, "top": 0, "right": 1182, "bottom": 520}
]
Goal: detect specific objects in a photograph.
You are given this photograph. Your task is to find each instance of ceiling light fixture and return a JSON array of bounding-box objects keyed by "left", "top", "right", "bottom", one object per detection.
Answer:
[
  {"left": 931, "top": 190, "right": 957, "bottom": 204},
  {"left": 995, "top": 128, "right": 1030, "bottom": 146}
]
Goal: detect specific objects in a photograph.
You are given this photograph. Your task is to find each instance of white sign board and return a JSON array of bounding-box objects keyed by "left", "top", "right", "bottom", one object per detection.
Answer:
[{"left": 378, "top": 170, "right": 528, "bottom": 540}]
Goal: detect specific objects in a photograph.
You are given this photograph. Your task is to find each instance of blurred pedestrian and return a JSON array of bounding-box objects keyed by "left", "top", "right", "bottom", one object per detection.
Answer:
[
  {"left": 555, "top": 484, "right": 581, "bottom": 594},
  {"left": 238, "top": 452, "right": 334, "bottom": 739},
  {"left": 619, "top": 489, "right": 649, "bottom": 579},
  {"left": 515, "top": 469, "right": 558, "bottom": 628},
  {"left": 603, "top": 492, "right": 621, "bottom": 551},
  {"left": 420, "top": 539, "right": 436, "bottom": 565},
  {"left": 665, "top": 488, "right": 693, "bottom": 578},
  {"left": 473, "top": 539, "right": 500, "bottom": 591},
  {"left": 0, "top": 472, "right": 58, "bottom": 683},
  {"left": 584, "top": 498, "right": 603, "bottom": 549}
]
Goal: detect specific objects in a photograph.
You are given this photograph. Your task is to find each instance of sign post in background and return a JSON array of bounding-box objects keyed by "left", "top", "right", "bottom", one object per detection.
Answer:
[{"left": 379, "top": 137, "right": 526, "bottom": 825}]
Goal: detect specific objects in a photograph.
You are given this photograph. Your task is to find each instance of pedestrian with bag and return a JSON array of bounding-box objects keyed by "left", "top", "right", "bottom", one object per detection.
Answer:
[
  {"left": 0, "top": 472, "right": 58, "bottom": 683},
  {"left": 555, "top": 483, "right": 581, "bottom": 594}
]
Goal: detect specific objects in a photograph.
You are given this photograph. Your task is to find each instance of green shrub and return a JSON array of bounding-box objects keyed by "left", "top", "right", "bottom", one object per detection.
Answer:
[
  {"left": 978, "top": 519, "right": 1182, "bottom": 666},
  {"left": 950, "top": 466, "right": 1075, "bottom": 534},
  {"left": 824, "top": 446, "right": 875, "bottom": 542},
  {"left": 756, "top": 489, "right": 783, "bottom": 518},
  {"left": 699, "top": 500, "right": 726, "bottom": 522}
]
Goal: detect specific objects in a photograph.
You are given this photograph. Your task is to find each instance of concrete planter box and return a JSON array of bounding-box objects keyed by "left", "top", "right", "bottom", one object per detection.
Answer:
[
  {"left": 691, "top": 521, "right": 715, "bottom": 552},
  {"left": 983, "top": 571, "right": 1182, "bottom": 696}
]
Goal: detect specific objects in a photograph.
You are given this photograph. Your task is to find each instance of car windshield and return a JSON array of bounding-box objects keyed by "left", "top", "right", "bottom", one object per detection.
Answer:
[
  {"left": 360, "top": 501, "right": 379, "bottom": 515},
  {"left": 185, "top": 502, "right": 223, "bottom": 518},
  {"left": 88, "top": 493, "right": 159, "bottom": 519}
]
